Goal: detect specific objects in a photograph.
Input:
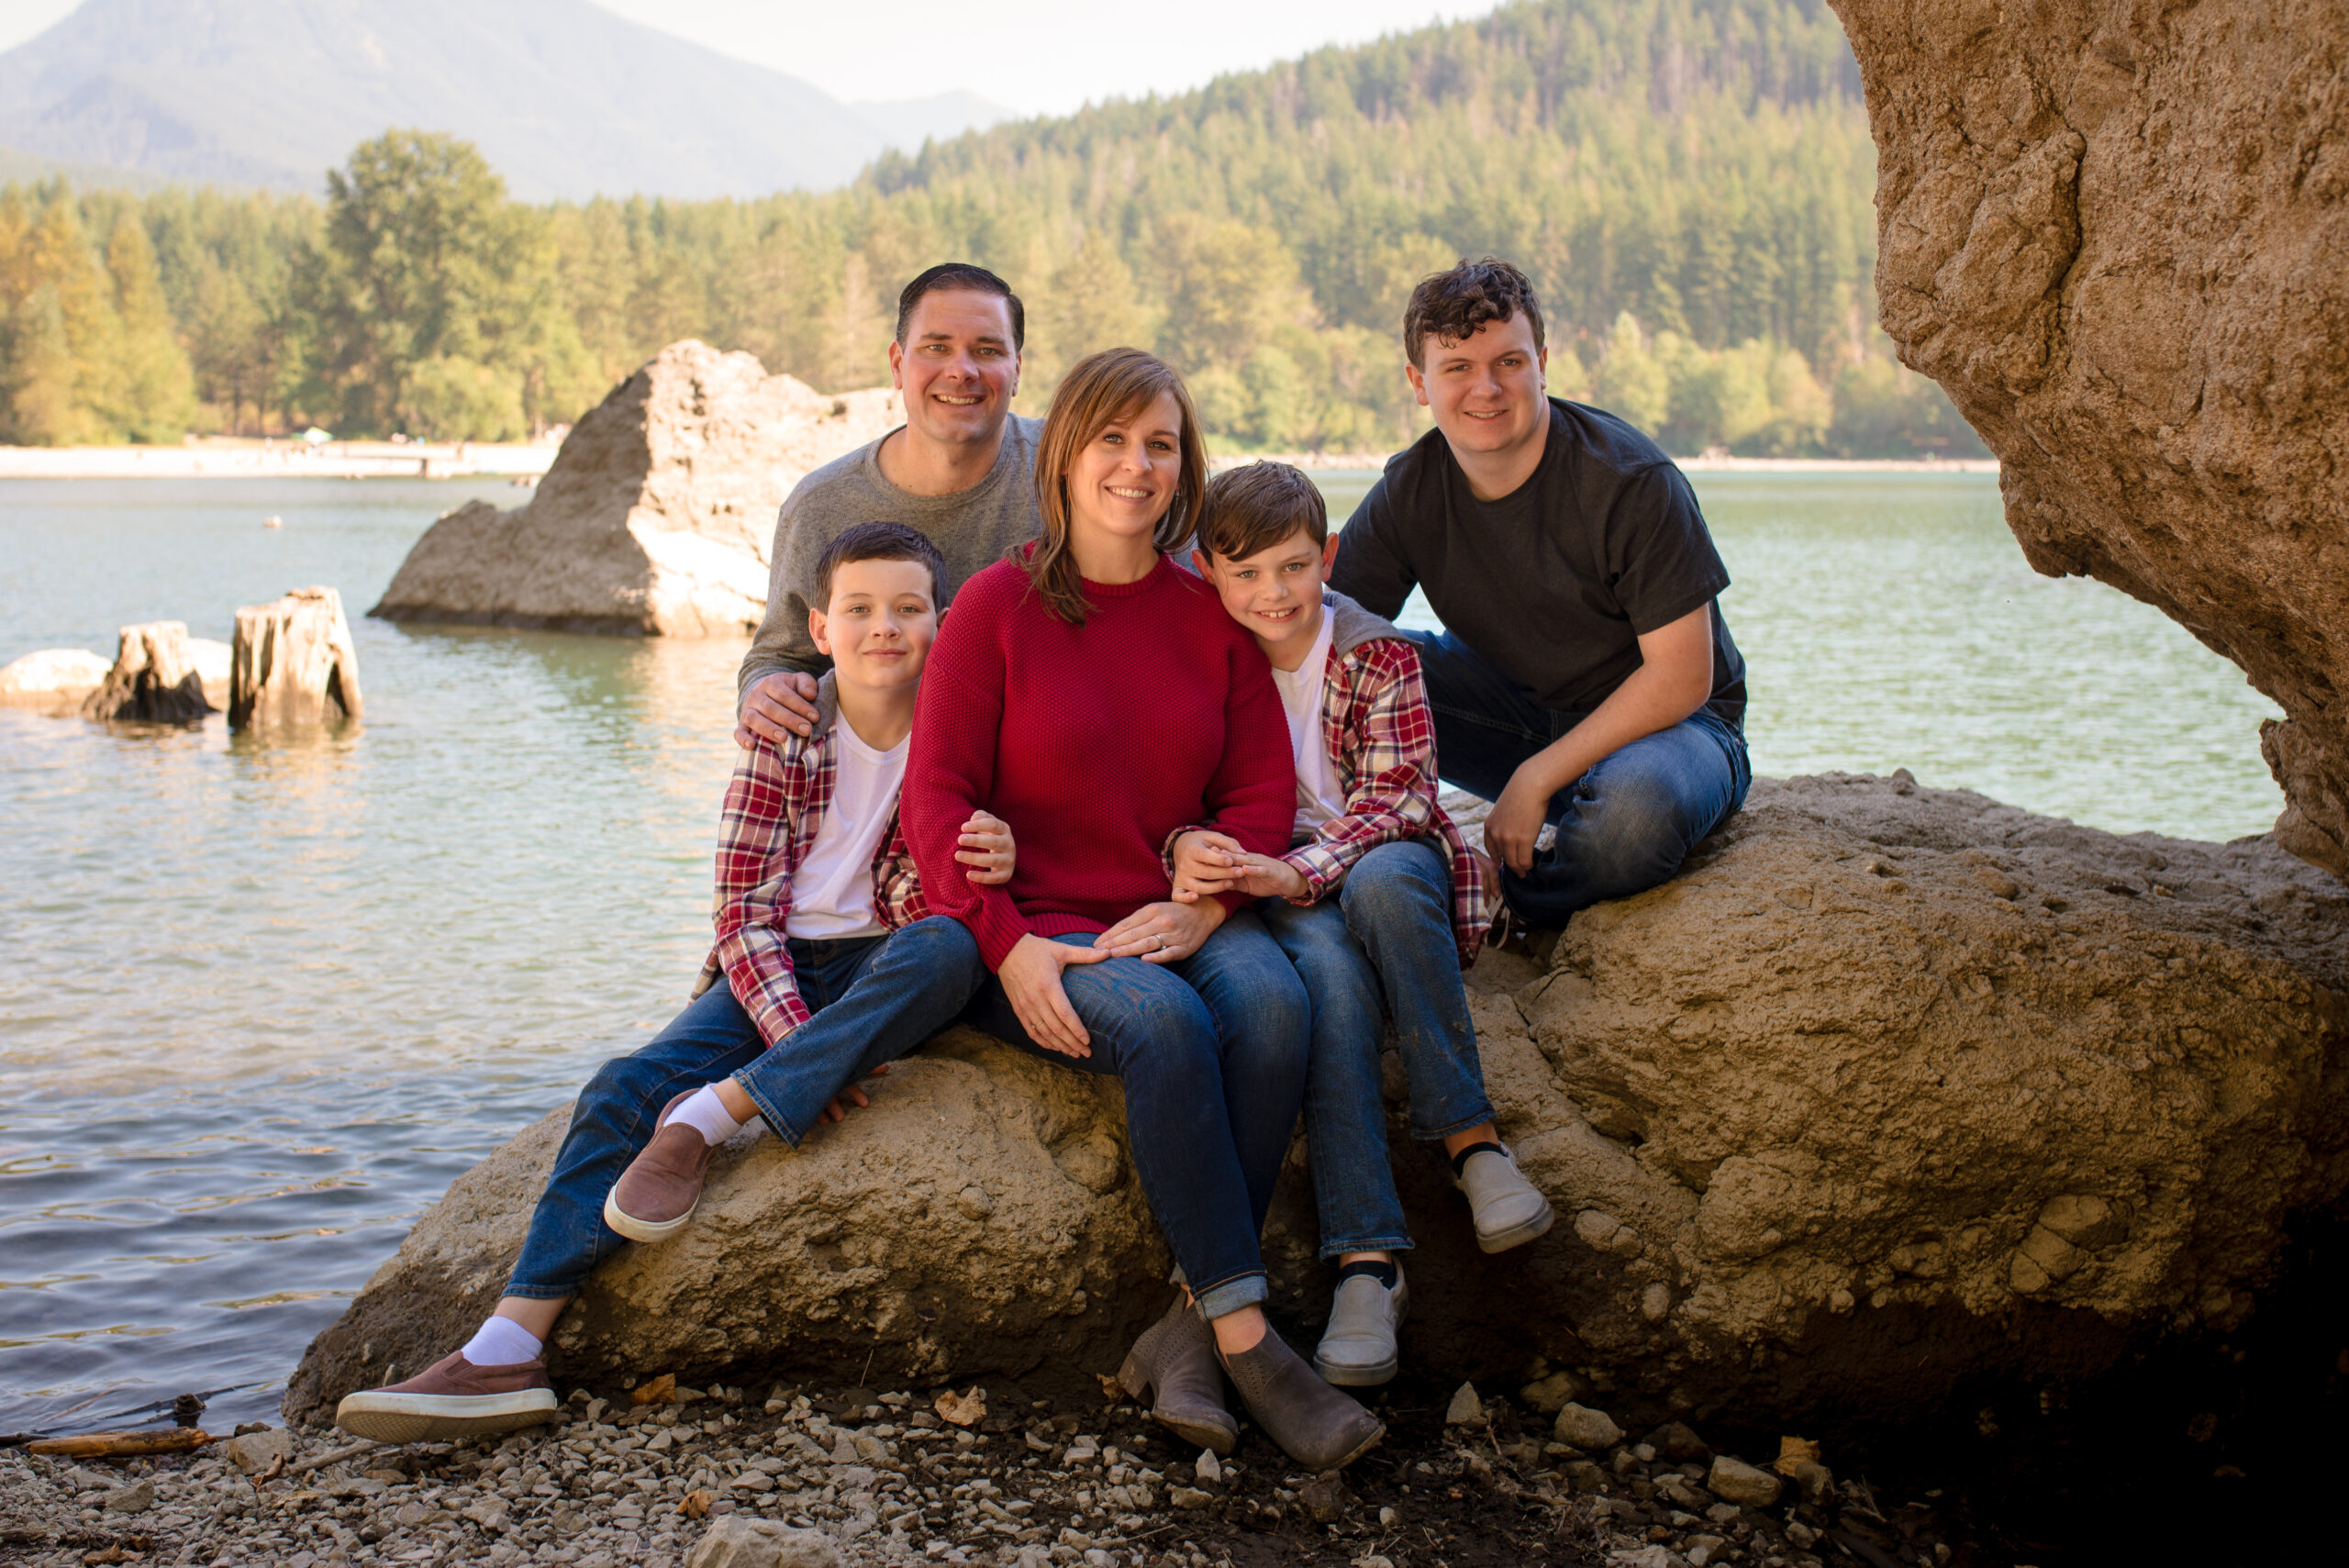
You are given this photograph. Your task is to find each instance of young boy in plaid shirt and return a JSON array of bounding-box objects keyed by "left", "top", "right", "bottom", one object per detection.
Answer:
[
  {"left": 1173, "top": 463, "right": 1554, "bottom": 1388},
  {"left": 336, "top": 521, "right": 1008, "bottom": 1443}
]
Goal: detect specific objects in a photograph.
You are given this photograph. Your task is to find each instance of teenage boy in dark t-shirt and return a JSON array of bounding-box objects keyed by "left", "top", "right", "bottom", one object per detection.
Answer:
[{"left": 1330, "top": 258, "right": 1750, "bottom": 927}]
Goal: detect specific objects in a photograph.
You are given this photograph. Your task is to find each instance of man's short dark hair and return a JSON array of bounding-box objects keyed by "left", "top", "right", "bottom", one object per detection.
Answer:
[
  {"left": 1403, "top": 257, "right": 1545, "bottom": 368},
  {"left": 1198, "top": 462, "right": 1328, "bottom": 562},
  {"left": 814, "top": 520, "right": 946, "bottom": 608},
  {"left": 896, "top": 263, "right": 1026, "bottom": 352}
]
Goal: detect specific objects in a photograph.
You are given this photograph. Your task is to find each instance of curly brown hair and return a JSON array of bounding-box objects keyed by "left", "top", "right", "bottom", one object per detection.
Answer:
[
  {"left": 1402, "top": 257, "right": 1546, "bottom": 368},
  {"left": 1021, "top": 348, "right": 1206, "bottom": 625}
]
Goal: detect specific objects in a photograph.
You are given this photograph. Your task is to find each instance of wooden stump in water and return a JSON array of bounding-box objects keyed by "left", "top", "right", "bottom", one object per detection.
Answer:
[
  {"left": 80, "top": 621, "right": 215, "bottom": 722},
  {"left": 229, "top": 586, "right": 364, "bottom": 728}
]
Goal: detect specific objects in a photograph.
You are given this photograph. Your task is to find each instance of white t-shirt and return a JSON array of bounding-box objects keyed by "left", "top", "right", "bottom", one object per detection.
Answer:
[
  {"left": 1268, "top": 613, "right": 1350, "bottom": 841},
  {"left": 785, "top": 717, "right": 909, "bottom": 940}
]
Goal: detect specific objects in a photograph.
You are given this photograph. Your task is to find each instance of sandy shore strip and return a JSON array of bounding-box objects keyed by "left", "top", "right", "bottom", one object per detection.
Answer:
[{"left": 0, "top": 440, "right": 560, "bottom": 481}]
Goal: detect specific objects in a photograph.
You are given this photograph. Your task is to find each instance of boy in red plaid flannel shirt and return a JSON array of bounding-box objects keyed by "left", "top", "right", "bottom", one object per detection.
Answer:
[
  {"left": 336, "top": 522, "right": 1007, "bottom": 1444},
  {"left": 1173, "top": 463, "right": 1555, "bottom": 1389}
]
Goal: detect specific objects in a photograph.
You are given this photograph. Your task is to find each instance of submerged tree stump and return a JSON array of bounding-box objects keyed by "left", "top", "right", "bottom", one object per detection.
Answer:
[
  {"left": 229, "top": 586, "right": 363, "bottom": 728},
  {"left": 81, "top": 621, "right": 215, "bottom": 722}
]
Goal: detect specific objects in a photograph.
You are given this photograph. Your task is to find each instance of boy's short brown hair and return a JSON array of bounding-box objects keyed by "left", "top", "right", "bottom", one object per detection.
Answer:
[
  {"left": 1197, "top": 462, "right": 1328, "bottom": 562},
  {"left": 1403, "top": 257, "right": 1545, "bottom": 368},
  {"left": 814, "top": 519, "right": 945, "bottom": 607}
]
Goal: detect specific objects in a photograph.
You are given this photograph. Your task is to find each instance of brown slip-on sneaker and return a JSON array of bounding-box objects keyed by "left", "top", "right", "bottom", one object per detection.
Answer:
[
  {"left": 603, "top": 1090, "right": 717, "bottom": 1243},
  {"left": 334, "top": 1351, "right": 556, "bottom": 1443}
]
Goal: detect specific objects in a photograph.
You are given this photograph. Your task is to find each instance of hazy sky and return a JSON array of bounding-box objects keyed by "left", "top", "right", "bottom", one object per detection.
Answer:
[{"left": 0, "top": 1, "right": 1504, "bottom": 115}]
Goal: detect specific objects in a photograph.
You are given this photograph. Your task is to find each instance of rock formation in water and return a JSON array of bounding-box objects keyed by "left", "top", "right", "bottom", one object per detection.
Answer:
[
  {"left": 370, "top": 342, "right": 901, "bottom": 636},
  {"left": 80, "top": 621, "right": 215, "bottom": 722},
  {"left": 284, "top": 775, "right": 2349, "bottom": 1430},
  {"left": 230, "top": 586, "right": 363, "bottom": 728},
  {"left": 0, "top": 649, "right": 114, "bottom": 712},
  {"left": 1826, "top": 1, "right": 2349, "bottom": 877}
]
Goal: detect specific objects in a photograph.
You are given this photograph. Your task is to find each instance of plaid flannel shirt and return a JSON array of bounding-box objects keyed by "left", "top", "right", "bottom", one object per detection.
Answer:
[
  {"left": 691, "top": 683, "right": 927, "bottom": 1046},
  {"left": 1164, "top": 598, "right": 1491, "bottom": 965},
  {"left": 1281, "top": 631, "right": 1491, "bottom": 966}
]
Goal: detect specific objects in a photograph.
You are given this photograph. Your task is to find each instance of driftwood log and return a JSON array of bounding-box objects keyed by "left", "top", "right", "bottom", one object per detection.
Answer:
[
  {"left": 229, "top": 586, "right": 363, "bottom": 728},
  {"left": 80, "top": 622, "right": 214, "bottom": 723}
]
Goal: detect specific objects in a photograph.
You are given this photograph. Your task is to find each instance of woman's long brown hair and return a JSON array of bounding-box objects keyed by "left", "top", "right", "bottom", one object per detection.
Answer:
[{"left": 1020, "top": 348, "right": 1207, "bottom": 625}]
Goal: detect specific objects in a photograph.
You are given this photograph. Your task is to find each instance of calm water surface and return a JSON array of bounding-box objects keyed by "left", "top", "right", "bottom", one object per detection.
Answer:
[{"left": 0, "top": 472, "right": 2282, "bottom": 1434}]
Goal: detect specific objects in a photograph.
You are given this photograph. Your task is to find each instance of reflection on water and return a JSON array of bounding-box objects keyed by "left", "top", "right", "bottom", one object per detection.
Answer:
[{"left": 0, "top": 470, "right": 2286, "bottom": 1434}]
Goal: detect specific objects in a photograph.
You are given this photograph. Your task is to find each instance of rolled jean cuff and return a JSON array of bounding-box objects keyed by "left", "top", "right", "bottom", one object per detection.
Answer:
[
  {"left": 731, "top": 1071, "right": 808, "bottom": 1151},
  {"left": 1317, "top": 1234, "right": 1415, "bottom": 1262},
  {"left": 1191, "top": 1268, "right": 1270, "bottom": 1321},
  {"left": 1411, "top": 1101, "right": 1499, "bottom": 1142},
  {"left": 498, "top": 1279, "right": 580, "bottom": 1302}
]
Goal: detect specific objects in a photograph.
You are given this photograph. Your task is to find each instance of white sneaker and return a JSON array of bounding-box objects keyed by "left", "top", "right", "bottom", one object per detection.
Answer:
[
  {"left": 1313, "top": 1265, "right": 1407, "bottom": 1386},
  {"left": 1455, "top": 1144, "right": 1554, "bottom": 1253}
]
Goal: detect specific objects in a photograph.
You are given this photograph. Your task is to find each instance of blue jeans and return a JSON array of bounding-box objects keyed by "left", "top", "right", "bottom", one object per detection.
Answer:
[
  {"left": 506, "top": 916, "right": 989, "bottom": 1298},
  {"left": 1403, "top": 628, "right": 1751, "bottom": 927},
  {"left": 1259, "top": 839, "right": 1495, "bottom": 1258},
  {"left": 968, "top": 910, "right": 1308, "bottom": 1320}
]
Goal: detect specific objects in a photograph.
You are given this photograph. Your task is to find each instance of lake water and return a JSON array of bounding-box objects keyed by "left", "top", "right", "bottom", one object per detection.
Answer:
[{"left": 0, "top": 472, "right": 2283, "bottom": 1437}]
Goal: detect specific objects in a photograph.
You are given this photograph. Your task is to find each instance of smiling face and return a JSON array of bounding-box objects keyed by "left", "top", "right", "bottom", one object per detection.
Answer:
[
  {"left": 1407, "top": 312, "right": 1549, "bottom": 461},
  {"left": 1064, "top": 389, "right": 1186, "bottom": 548},
  {"left": 1196, "top": 527, "right": 1337, "bottom": 663},
  {"left": 889, "top": 288, "right": 1020, "bottom": 450},
  {"left": 807, "top": 557, "right": 939, "bottom": 693}
]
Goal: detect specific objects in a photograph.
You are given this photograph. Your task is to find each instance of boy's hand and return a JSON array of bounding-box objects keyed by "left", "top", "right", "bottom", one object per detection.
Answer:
[
  {"left": 1097, "top": 898, "right": 1226, "bottom": 964},
  {"left": 1170, "top": 829, "right": 1247, "bottom": 902},
  {"left": 998, "top": 934, "right": 1107, "bottom": 1057},
  {"left": 1227, "top": 852, "right": 1310, "bottom": 901},
  {"left": 814, "top": 1064, "right": 891, "bottom": 1126},
  {"left": 956, "top": 810, "right": 1016, "bottom": 885},
  {"left": 737, "top": 670, "right": 821, "bottom": 747}
]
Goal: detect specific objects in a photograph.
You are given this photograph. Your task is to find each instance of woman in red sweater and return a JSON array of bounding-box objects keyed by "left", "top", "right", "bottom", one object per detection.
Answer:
[{"left": 903, "top": 348, "right": 1383, "bottom": 1471}]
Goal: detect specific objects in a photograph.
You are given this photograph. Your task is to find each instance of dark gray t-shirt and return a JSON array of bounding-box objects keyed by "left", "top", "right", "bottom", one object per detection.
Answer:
[
  {"left": 1330, "top": 398, "right": 1745, "bottom": 727},
  {"left": 737, "top": 415, "right": 1045, "bottom": 705}
]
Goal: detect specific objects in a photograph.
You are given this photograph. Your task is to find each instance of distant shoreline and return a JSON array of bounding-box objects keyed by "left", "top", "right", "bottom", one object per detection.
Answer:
[
  {"left": 0, "top": 439, "right": 558, "bottom": 481},
  {"left": 0, "top": 441, "right": 1998, "bottom": 481}
]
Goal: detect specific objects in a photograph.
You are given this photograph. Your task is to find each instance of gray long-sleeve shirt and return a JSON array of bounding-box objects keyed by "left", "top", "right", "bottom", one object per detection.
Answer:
[{"left": 736, "top": 416, "right": 1045, "bottom": 709}]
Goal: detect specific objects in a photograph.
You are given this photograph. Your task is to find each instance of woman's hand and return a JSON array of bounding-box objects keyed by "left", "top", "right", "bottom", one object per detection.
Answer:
[
  {"left": 814, "top": 1064, "right": 890, "bottom": 1125},
  {"left": 1171, "top": 830, "right": 1308, "bottom": 902},
  {"left": 956, "top": 810, "right": 1016, "bottom": 885},
  {"left": 997, "top": 934, "right": 1106, "bottom": 1057},
  {"left": 1097, "top": 897, "right": 1226, "bottom": 963}
]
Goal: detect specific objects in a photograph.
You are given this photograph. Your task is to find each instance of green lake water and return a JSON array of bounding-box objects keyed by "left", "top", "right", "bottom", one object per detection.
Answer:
[{"left": 0, "top": 471, "right": 2284, "bottom": 1434}]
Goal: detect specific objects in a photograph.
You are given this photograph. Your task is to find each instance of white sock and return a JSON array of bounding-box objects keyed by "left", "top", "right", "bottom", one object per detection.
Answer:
[
  {"left": 668, "top": 1084, "right": 743, "bottom": 1147},
  {"left": 462, "top": 1315, "right": 543, "bottom": 1367}
]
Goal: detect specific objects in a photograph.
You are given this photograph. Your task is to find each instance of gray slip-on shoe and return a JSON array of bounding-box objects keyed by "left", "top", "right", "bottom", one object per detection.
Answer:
[
  {"left": 1220, "top": 1327, "right": 1385, "bottom": 1472},
  {"left": 1314, "top": 1266, "right": 1408, "bottom": 1386},
  {"left": 1117, "top": 1296, "right": 1239, "bottom": 1455},
  {"left": 1455, "top": 1143, "right": 1555, "bottom": 1253}
]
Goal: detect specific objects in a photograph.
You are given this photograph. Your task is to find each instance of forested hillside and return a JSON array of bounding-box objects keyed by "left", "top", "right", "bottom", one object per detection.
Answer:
[{"left": 0, "top": 0, "right": 1986, "bottom": 458}]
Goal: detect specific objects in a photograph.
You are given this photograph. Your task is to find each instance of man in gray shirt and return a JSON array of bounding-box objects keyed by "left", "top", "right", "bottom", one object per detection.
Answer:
[{"left": 736, "top": 263, "right": 1043, "bottom": 745}]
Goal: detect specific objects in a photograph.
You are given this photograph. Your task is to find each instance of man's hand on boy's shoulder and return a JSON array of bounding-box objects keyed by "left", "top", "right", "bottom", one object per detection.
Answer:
[{"left": 737, "top": 670, "right": 821, "bottom": 747}]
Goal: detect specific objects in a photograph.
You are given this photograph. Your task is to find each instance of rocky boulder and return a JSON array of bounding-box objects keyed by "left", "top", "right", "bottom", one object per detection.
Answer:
[
  {"left": 285, "top": 775, "right": 2349, "bottom": 1430},
  {"left": 1827, "top": 2, "right": 2349, "bottom": 877},
  {"left": 0, "top": 648, "right": 112, "bottom": 712},
  {"left": 370, "top": 341, "right": 900, "bottom": 636}
]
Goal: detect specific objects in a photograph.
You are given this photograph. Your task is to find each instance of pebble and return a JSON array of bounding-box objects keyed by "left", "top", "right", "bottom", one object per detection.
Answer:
[
  {"left": 1443, "top": 1383, "right": 1485, "bottom": 1425},
  {"left": 1553, "top": 1402, "right": 1626, "bottom": 1451},
  {"left": 1706, "top": 1454, "right": 1783, "bottom": 1507},
  {"left": 1193, "top": 1449, "right": 1220, "bottom": 1484},
  {"left": 99, "top": 1478, "right": 153, "bottom": 1513}
]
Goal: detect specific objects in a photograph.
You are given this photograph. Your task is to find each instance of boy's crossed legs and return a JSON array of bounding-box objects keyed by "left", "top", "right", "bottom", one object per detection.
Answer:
[
  {"left": 334, "top": 916, "right": 987, "bottom": 1442},
  {"left": 1259, "top": 838, "right": 1554, "bottom": 1385}
]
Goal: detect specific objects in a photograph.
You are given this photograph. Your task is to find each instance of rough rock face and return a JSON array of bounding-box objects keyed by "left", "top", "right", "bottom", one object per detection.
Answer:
[
  {"left": 286, "top": 776, "right": 2349, "bottom": 1430},
  {"left": 370, "top": 342, "right": 900, "bottom": 636},
  {"left": 1828, "top": 1, "right": 2349, "bottom": 876}
]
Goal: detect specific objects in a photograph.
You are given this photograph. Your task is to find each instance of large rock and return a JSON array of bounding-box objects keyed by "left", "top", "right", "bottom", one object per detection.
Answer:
[
  {"left": 286, "top": 776, "right": 2349, "bottom": 1429},
  {"left": 370, "top": 341, "right": 901, "bottom": 636},
  {"left": 0, "top": 648, "right": 112, "bottom": 712},
  {"left": 1828, "top": 2, "right": 2349, "bottom": 877}
]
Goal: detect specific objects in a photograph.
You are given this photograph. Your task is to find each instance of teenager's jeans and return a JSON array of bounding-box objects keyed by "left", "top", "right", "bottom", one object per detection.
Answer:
[
  {"left": 969, "top": 910, "right": 1308, "bottom": 1321},
  {"left": 505, "top": 916, "right": 988, "bottom": 1299},
  {"left": 1403, "top": 628, "right": 1751, "bottom": 927},
  {"left": 1258, "top": 839, "right": 1495, "bottom": 1258}
]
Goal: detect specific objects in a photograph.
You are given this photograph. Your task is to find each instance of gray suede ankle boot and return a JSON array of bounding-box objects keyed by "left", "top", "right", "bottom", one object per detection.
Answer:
[
  {"left": 1118, "top": 1297, "right": 1239, "bottom": 1455},
  {"left": 1219, "top": 1325, "right": 1386, "bottom": 1471}
]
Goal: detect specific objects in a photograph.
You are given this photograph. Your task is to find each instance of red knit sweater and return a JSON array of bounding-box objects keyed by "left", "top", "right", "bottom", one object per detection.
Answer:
[{"left": 905, "top": 554, "right": 1294, "bottom": 970}]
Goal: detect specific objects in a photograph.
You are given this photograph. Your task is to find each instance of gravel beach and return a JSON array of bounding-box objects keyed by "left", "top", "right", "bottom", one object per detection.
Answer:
[{"left": 0, "top": 1374, "right": 1977, "bottom": 1568}]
